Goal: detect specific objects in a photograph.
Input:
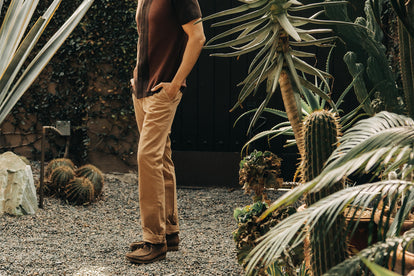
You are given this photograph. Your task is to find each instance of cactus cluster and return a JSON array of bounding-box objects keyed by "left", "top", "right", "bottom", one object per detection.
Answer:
[{"left": 41, "top": 158, "right": 104, "bottom": 205}]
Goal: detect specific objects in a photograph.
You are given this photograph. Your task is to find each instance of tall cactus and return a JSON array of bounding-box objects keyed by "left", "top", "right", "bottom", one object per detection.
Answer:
[
  {"left": 324, "top": 0, "right": 403, "bottom": 114},
  {"left": 301, "top": 110, "right": 347, "bottom": 275},
  {"left": 397, "top": 1, "right": 414, "bottom": 118}
]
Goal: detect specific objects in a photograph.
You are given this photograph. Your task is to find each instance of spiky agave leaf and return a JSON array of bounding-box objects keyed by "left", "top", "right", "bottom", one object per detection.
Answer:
[
  {"left": 203, "top": 0, "right": 352, "bottom": 133},
  {"left": 65, "top": 177, "right": 95, "bottom": 205},
  {"left": 76, "top": 164, "right": 104, "bottom": 197}
]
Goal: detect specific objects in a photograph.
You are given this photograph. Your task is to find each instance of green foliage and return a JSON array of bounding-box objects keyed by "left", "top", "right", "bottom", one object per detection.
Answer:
[
  {"left": 0, "top": 0, "right": 94, "bottom": 126},
  {"left": 239, "top": 150, "right": 283, "bottom": 202},
  {"left": 301, "top": 110, "right": 340, "bottom": 183},
  {"left": 65, "top": 177, "right": 95, "bottom": 205},
  {"left": 76, "top": 164, "right": 104, "bottom": 197},
  {"left": 233, "top": 201, "right": 297, "bottom": 275},
  {"left": 1, "top": 0, "right": 138, "bottom": 164},
  {"left": 245, "top": 112, "right": 414, "bottom": 275},
  {"left": 301, "top": 109, "right": 347, "bottom": 275},
  {"left": 324, "top": 0, "right": 405, "bottom": 114}
]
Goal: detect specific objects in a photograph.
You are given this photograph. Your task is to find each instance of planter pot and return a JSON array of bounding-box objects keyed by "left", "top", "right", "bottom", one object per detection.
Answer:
[
  {"left": 374, "top": 209, "right": 414, "bottom": 235},
  {"left": 346, "top": 216, "right": 378, "bottom": 255},
  {"left": 389, "top": 243, "right": 414, "bottom": 274}
]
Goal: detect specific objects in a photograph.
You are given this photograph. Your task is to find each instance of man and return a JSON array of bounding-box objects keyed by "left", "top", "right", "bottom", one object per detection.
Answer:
[{"left": 126, "top": 0, "right": 205, "bottom": 264}]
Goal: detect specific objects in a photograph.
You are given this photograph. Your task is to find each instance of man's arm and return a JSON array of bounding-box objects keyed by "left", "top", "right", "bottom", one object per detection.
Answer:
[{"left": 151, "top": 18, "right": 205, "bottom": 98}]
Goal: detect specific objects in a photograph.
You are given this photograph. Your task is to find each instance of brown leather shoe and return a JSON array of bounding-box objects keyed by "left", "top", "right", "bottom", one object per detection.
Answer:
[
  {"left": 129, "top": 234, "right": 179, "bottom": 252},
  {"left": 126, "top": 242, "right": 167, "bottom": 264}
]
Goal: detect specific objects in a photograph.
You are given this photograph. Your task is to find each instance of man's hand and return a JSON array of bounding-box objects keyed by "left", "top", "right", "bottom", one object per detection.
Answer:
[
  {"left": 151, "top": 82, "right": 181, "bottom": 100},
  {"left": 130, "top": 78, "right": 136, "bottom": 92}
]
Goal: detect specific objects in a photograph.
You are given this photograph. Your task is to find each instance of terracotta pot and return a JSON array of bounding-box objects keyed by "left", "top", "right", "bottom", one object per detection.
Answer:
[
  {"left": 374, "top": 209, "right": 414, "bottom": 235},
  {"left": 346, "top": 216, "right": 378, "bottom": 255},
  {"left": 389, "top": 243, "right": 414, "bottom": 275}
]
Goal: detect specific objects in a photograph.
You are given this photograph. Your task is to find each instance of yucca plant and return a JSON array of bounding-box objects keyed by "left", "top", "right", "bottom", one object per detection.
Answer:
[
  {"left": 202, "top": 0, "right": 359, "bottom": 157},
  {"left": 0, "top": 0, "right": 94, "bottom": 125},
  {"left": 244, "top": 112, "right": 414, "bottom": 275}
]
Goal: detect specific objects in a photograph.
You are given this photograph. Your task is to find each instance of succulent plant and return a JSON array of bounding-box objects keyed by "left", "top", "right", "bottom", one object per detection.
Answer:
[
  {"left": 300, "top": 109, "right": 347, "bottom": 275},
  {"left": 76, "top": 164, "right": 104, "bottom": 197},
  {"left": 50, "top": 166, "right": 76, "bottom": 198},
  {"left": 65, "top": 177, "right": 95, "bottom": 205},
  {"left": 239, "top": 150, "right": 283, "bottom": 202},
  {"left": 233, "top": 201, "right": 298, "bottom": 275},
  {"left": 45, "top": 158, "right": 75, "bottom": 179}
]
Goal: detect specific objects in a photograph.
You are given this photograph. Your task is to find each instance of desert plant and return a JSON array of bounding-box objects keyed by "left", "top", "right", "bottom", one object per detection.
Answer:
[
  {"left": 50, "top": 165, "right": 75, "bottom": 197},
  {"left": 202, "top": 0, "right": 356, "bottom": 157},
  {"left": 244, "top": 112, "right": 414, "bottom": 275},
  {"left": 301, "top": 109, "right": 347, "bottom": 275},
  {"left": 239, "top": 150, "right": 283, "bottom": 202},
  {"left": 323, "top": 0, "right": 404, "bottom": 114},
  {"left": 65, "top": 177, "right": 95, "bottom": 205},
  {"left": 76, "top": 164, "right": 104, "bottom": 197},
  {"left": 233, "top": 201, "right": 298, "bottom": 275},
  {"left": 45, "top": 158, "right": 75, "bottom": 178},
  {"left": 0, "top": 0, "right": 94, "bottom": 125}
]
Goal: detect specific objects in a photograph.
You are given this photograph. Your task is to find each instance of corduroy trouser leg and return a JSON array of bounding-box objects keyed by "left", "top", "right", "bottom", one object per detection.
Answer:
[{"left": 132, "top": 89, "right": 181, "bottom": 244}]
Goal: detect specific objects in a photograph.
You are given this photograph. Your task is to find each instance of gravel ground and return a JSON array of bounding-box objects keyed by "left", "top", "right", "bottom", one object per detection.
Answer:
[{"left": 0, "top": 165, "right": 255, "bottom": 276}]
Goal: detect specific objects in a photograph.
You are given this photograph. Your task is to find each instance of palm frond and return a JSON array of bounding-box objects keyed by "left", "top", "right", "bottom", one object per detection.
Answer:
[
  {"left": 246, "top": 180, "right": 414, "bottom": 275},
  {"left": 327, "top": 231, "right": 414, "bottom": 275}
]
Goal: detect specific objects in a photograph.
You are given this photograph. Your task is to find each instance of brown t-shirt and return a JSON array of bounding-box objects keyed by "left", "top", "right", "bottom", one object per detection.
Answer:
[{"left": 133, "top": 0, "right": 202, "bottom": 99}]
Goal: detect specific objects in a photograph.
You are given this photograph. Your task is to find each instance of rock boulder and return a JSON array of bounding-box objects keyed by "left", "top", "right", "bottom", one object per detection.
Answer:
[{"left": 0, "top": 152, "right": 38, "bottom": 216}]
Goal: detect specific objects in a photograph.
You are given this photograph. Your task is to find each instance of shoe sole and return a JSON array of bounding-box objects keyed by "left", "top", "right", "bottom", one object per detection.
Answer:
[
  {"left": 126, "top": 252, "right": 167, "bottom": 264},
  {"left": 130, "top": 243, "right": 178, "bottom": 252}
]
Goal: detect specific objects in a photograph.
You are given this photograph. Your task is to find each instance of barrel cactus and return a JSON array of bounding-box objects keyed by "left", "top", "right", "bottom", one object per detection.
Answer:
[
  {"left": 50, "top": 166, "right": 76, "bottom": 198},
  {"left": 65, "top": 177, "right": 95, "bottom": 205},
  {"left": 76, "top": 164, "right": 104, "bottom": 197},
  {"left": 45, "top": 158, "right": 75, "bottom": 178}
]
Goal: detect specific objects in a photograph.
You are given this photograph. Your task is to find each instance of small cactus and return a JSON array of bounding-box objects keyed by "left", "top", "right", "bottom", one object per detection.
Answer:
[
  {"left": 76, "top": 164, "right": 104, "bottom": 197},
  {"left": 65, "top": 177, "right": 95, "bottom": 205},
  {"left": 50, "top": 166, "right": 76, "bottom": 197},
  {"left": 45, "top": 158, "right": 75, "bottom": 178}
]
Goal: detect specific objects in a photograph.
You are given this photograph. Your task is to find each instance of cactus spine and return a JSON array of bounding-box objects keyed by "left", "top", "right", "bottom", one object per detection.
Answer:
[
  {"left": 76, "top": 164, "right": 104, "bottom": 197},
  {"left": 65, "top": 177, "right": 95, "bottom": 205},
  {"left": 301, "top": 110, "right": 346, "bottom": 275},
  {"left": 45, "top": 158, "right": 75, "bottom": 178},
  {"left": 50, "top": 166, "right": 76, "bottom": 197}
]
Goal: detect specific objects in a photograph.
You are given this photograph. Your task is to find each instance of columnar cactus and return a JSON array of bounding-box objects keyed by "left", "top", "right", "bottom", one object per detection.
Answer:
[
  {"left": 398, "top": 1, "right": 414, "bottom": 118},
  {"left": 301, "top": 110, "right": 347, "bottom": 275},
  {"left": 76, "top": 164, "right": 104, "bottom": 197}
]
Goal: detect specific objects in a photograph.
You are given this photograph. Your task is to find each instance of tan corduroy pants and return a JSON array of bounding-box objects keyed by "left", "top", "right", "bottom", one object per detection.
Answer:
[{"left": 132, "top": 88, "right": 182, "bottom": 244}]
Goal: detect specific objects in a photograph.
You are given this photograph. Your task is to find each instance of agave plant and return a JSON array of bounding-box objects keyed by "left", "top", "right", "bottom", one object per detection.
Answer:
[
  {"left": 0, "top": 0, "right": 94, "bottom": 125},
  {"left": 244, "top": 112, "right": 414, "bottom": 274},
  {"left": 202, "top": 0, "right": 357, "bottom": 157}
]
